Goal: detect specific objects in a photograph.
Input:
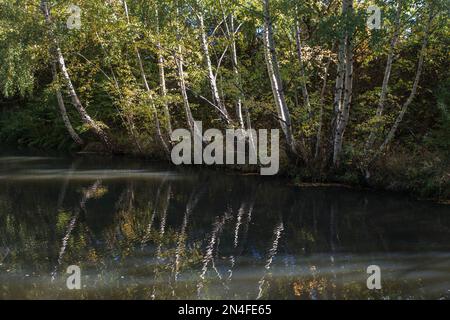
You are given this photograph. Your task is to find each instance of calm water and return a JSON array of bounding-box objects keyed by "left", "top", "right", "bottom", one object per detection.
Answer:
[{"left": 0, "top": 150, "right": 449, "bottom": 300}]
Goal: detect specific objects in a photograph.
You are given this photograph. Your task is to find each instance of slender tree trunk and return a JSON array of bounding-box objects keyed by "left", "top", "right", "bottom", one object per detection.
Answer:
[
  {"left": 218, "top": 5, "right": 257, "bottom": 154},
  {"left": 51, "top": 62, "right": 84, "bottom": 146},
  {"left": 123, "top": 0, "right": 169, "bottom": 156},
  {"left": 175, "top": 9, "right": 201, "bottom": 140},
  {"left": 365, "top": 0, "right": 403, "bottom": 152},
  {"left": 41, "top": 0, "right": 112, "bottom": 151},
  {"left": 315, "top": 43, "right": 335, "bottom": 159},
  {"left": 295, "top": 16, "right": 311, "bottom": 115},
  {"left": 373, "top": 9, "right": 434, "bottom": 162},
  {"left": 229, "top": 15, "right": 245, "bottom": 130},
  {"left": 197, "top": 12, "right": 231, "bottom": 125},
  {"left": 263, "top": 0, "right": 296, "bottom": 155},
  {"left": 333, "top": 0, "right": 354, "bottom": 167},
  {"left": 156, "top": 8, "right": 173, "bottom": 136}
]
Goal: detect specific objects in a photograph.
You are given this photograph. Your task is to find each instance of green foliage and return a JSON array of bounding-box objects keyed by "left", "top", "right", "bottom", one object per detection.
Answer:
[{"left": 0, "top": 0, "right": 448, "bottom": 198}]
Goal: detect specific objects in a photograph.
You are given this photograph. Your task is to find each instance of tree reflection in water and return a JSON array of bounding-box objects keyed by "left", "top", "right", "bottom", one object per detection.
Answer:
[{"left": 0, "top": 155, "right": 450, "bottom": 299}]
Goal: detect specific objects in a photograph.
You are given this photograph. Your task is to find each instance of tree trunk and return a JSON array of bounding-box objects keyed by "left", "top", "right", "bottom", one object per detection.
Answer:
[
  {"left": 123, "top": 0, "right": 170, "bottom": 156},
  {"left": 51, "top": 62, "right": 84, "bottom": 146},
  {"left": 197, "top": 12, "right": 231, "bottom": 125},
  {"left": 156, "top": 8, "right": 173, "bottom": 136},
  {"left": 229, "top": 15, "right": 245, "bottom": 130},
  {"left": 263, "top": 0, "right": 296, "bottom": 155},
  {"left": 332, "top": 0, "right": 354, "bottom": 167},
  {"left": 295, "top": 16, "right": 311, "bottom": 115},
  {"left": 373, "top": 9, "right": 434, "bottom": 161},
  {"left": 315, "top": 43, "right": 335, "bottom": 159},
  {"left": 41, "top": 0, "right": 112, "bottom": 151},
  {"left": 365, "top": 0, "right": 403, "bottom": 152}
]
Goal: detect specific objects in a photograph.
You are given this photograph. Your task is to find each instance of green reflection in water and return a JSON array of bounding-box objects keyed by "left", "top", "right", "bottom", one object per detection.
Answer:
[{"left": 0, "top": 153, "right": 450, "bottom": 299}]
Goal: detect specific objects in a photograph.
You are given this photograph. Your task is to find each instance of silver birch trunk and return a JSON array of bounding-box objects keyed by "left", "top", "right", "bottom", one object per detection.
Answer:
[
  {"left": 197, "top": 12, "right": 231, "bottom": 125},
  {"left": 176, "top": 51, "right": 196, "bottom": 134},
  {"left": 295, "top": 17, "right": 311, "bottom": 115},
  {"left": 333, "top": 0, "right": 354, "bottom": 166},
  {"left": 41, "top": 0, "right": 112, "bottom": 151},
  {"left": 374, "top": 9, "right": 434, "bottom": 161},
  {"left": 315, "top": 44, "right": 334, "bottom": 159},
  {"left": 51, "top": 62, "right": 84, "bottom": 146},
  {"left": 365, "top": 0, "right": 403, "bottom": 151},
  {"left": 263, "top": 0, "right": 296, "bottom": 154},
  {"left": 229, "top": 15, "right": 245, "bottom": 130},
  {"left": 156, "top": 9, "right": 173, "bottom": 136},
  {"left": 123, "top": 0, "right": 170, "bottom": 156}
]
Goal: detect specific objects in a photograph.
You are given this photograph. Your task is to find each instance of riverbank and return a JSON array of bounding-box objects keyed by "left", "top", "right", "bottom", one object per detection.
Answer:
[{"left": 2, "top": 141, "right": 448, "bottom": 204}]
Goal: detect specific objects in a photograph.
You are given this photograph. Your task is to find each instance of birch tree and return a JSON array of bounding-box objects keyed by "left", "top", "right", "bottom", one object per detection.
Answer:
[
  {"left": 40, "top": 0, "right": 112, "bottom": 150},
  {"left": 295, "top": 14, "right": 311, "bottom": 116},
  {"left": 332, "top": 0, "right": 354, "bottom": 167},
  {"left": 51, "top": 62, "right": 84, "bottom": 146},
  {"left": 262, "top": 0, "right": 296, "bottom": 155},
  {"left": 195, "top": 3, "right": 232, "bottom": 125},
  {"left": 365, "top": 0, "right": 403, "bottom": 153},
  {"left": 122, "top": 0, "right": 170, "bottom": 156},
  {"left": 372, "top": 6, "right": 436, "bottom": 163},
  {"left": 155, "top": 7, "right": 173, "bottom": 136}
]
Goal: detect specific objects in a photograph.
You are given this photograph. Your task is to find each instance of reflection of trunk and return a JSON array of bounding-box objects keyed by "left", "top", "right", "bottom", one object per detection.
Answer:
[
  {"left": 142, "top": 182, "right": 164, "bottom": 245},
  {"left": 197, "top": 12, "right": 231, "bottom": 125},
  {"left": 262, "top": 0, "right": 296, "bottom": 154},
  {"left": 233, "top": 203, "right": 246, "bottom": 249},
  {"left": 374, "top": 9, "right": 434, "bottom": 161},
  {"left": 151, "top": 183, "right": 172, "bottom": 300},
  {"left": 51, "top": 63, "right": 83, "bottom": 146},
  {"left": 56, "top": 159, "right": 81, "bottom": 209},
  {"left": 227, "top": 198, "right": 254, "bottom": 284},
  {"left": 41, "top": 0, "right": 112, "bottom": 151},
  {"left": 174, "top": 187, "right": 203, "bottom": 281},
  {"left": 328, "top": 203, "right": 339, "bottom": 299},
  {"left": 156, "top": 184, "right": 172, "bottom": 257},
  {"left": 333, "top": 0, "right": 354, "bottom": 166},
  {"left": 51, "top": 180, "right": 102, "bottom": 281},
  {"left": 197, "top": 211, "right": 232, "bottom": 297},
  {"left": 257, "top": 220, "right": 284, "bottom": 300},
  {"left": 365, "top": 1, "right": 403, "bottom": 152}
]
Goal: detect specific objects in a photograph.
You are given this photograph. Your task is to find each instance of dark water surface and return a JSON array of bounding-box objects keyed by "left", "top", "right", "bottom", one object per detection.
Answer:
[{"left": 0, "top": 150, "right": 449, "bottom": 300}]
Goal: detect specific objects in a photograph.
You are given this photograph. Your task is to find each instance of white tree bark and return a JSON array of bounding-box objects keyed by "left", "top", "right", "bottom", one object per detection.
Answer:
[
  {"left": 51, "top": 62, "right": 84, "bottom": 146},
  {"left": 365, "top": 0, "right": 403, "bottom": 152},
  {"left": 263, "top": 0, "right": 296, "bottom": 154},
  {"left": 197, "top": 12, "right": 231, "bottom": 125},
  {"left": 374, "top": 9, "right": 434, "bottom": 160},
  {"left": 333, "top": 0, "right": 354, "bottom": 166},
  {"left": 315, "top": 43, "right": 335, "bottom": 159},
  {"left": 41, "top": 0, "right": 112, "bottom": 151},
  {"left": 123, "top": 0, "right": 170, "bottom": 156},
  {"left": 156, "top": 8, "right": 173, "bottom": 136},
  {"left": 229, "top": 15, "right": 245, "bottom": 130},
  {"left": 295, "top": 17, "right": 311, "bottom": 115}
]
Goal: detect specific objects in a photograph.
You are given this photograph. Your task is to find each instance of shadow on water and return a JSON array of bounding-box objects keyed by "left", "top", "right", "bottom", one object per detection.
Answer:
[{"left": 0, "top": 151, "right": 449, "bottom": 299}]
